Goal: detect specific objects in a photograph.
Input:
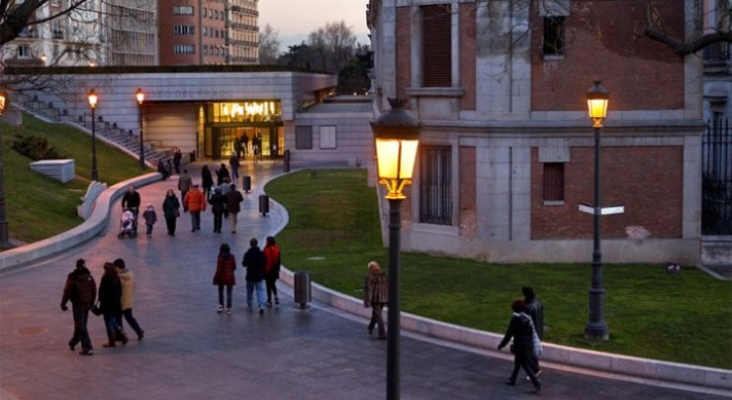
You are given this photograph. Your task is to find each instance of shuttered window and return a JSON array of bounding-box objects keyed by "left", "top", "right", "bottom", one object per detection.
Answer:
[
  {"left": 543, "top": 162, "right": 565, "bottom": 202},
  {"left": 422, "top": 5, "right": 452, "bottom": 87},
  {"left": 543, "top": 17, "right": 565, "bottom": 56},
  {"left": 295, "top": 126, "right": 313, "bottom": 150}
]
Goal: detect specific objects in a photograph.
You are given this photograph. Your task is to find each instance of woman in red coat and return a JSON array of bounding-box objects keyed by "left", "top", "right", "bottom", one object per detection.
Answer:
[
  {"left": 213, "top": 243, "right": 236, "bottom": 314},
  {"left": 263, "top": 236, "right": 281, "bottom": 306}
]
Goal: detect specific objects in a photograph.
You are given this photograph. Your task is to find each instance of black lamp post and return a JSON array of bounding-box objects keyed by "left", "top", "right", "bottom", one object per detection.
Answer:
[
  {"left": 88, "top": 89, "right": 98, "bottom": 181},
  {"left": 584, "top": 80, "right": 610, "bottom": 341},
  {"left": 136, "top": 88, "right": 145, "bottom": 170},
  {"left": 0, "top": 89, "right": 10, "bottom": 249},
  {"left": 370, "top": 98, "right": 421, "bottom": 400}
]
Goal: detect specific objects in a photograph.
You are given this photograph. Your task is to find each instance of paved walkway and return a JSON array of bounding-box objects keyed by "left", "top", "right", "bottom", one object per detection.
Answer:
[{"left": 0, "top": 161, "right": 730, "bottom": 400}]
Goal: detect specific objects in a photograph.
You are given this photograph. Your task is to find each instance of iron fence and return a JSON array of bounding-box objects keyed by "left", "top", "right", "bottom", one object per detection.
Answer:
[{"left": 703, "top": 118, "right": 732, "bottom": 235}]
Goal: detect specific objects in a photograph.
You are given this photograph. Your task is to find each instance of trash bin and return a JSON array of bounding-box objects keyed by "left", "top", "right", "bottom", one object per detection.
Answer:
[
  {"left": 259, "top": 194, "right": 269, "bottom": 216},
  {"left": 189, "top": 150, "right": 196, "bottom": 162},
  {"left": 294, "top": 271, "right": 311, "bottom": 308},
  {"left": 242, "top": 175, "right": 251, "bottom": 193},
  {"left": 283, "top": 149, "right": 291, "bottom": 172}
]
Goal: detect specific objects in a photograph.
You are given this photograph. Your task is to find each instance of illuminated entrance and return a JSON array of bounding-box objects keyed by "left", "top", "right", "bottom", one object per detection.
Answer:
[{"left": 201, "top": 100, "right": 284, "bottom": 160}]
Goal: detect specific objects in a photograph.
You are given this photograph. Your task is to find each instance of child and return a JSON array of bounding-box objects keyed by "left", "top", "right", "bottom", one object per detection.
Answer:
[{"left": 142, "top": 203, "right": 158, "bottom": 236}]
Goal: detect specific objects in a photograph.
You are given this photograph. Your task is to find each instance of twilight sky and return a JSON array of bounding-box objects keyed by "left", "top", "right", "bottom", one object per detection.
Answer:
[{"left": 258, "top": 0, "right": 370, "bottom": 50}]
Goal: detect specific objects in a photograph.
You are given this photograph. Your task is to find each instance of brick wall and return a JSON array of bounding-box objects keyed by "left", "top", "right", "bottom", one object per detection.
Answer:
[
  {"left": 531, "top": 0, "right": 685, "bottom": 111},
  {"left": 459, "top": 146, "right": 477, "bottom": 237},
  {"left": 459, "top": 4, "right": 477, "bottom": 111},
  {"left": 531, "top": 146, "right": 684, "bottom": 239}
]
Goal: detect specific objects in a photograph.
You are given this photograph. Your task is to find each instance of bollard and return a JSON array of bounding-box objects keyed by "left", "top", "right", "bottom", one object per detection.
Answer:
[
  {"left": 258, "top": 194, "right": 269, "bottom": 216},
  {"left": 242, "top": 175, "right": 251, "bottom": 193},
  {"left": 294, "top": 271, "right": 311, "bottom": 308},
  {"left": 283, "top": 149, "right": 291, "bottom": 172}
]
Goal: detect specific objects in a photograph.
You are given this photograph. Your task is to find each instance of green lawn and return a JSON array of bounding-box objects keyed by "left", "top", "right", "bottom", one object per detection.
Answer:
[{"left": 265, "top": 168, "right": 732, "bottom": 370}]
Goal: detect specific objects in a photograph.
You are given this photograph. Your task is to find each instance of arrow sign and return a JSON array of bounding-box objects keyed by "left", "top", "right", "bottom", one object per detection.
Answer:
[{"left": 579, "top": 203, "right": 625, "bottom": 215}]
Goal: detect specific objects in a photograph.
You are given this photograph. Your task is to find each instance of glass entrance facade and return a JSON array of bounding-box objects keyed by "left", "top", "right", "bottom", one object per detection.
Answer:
[{"left": 201, "top": 100, "right": 284, "bottom": 160}]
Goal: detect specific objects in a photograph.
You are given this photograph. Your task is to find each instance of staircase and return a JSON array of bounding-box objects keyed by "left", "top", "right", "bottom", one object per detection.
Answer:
[{"left": 13, "top": 93, "right": 172, "bottom": 167}]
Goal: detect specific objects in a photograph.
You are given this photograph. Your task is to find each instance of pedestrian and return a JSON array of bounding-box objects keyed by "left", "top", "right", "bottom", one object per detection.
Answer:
[
  {"left": 60, "top": 258, "right": 97, "bottom": 356},
  {"left": 113, "top": 259, "right": 145, "bottom": 341},
  {"left": 184, "top": 184, "right": 206, "bottom": 232},
  {"left": 141, "top": 203, "right": 158, "bottom": 236},
  {"left": 241, "top": 134, "right": 249, "bottom": 158},
  {"left": 172, "top": 146, "right": 182, "bottom": 174},
  {"left": 523, "top": 286, "right": 545, "bottom": 376},
  {"left": 121, "top": 185, "right": 141, "bottom": 216},
  {"left": 157, "top": 159, "right": 170, "bottom": 180},
  {"left": 234, "top": 136, "right": 243, "bottom": 159},
  {"left": 242, "top": 238, "right": 266, "bottom": 314},
  {"left": 225, "top": 183, "right": 243, "bottom": 234},
  {"left": 497, "top": 299, "right": 541, "bottom": 393},
  {"left": 209, "top": 187, "right": 226, "bottom": 234},
  {"left": 213, "top": 243, "right": 237, "bottom": 314},
  {"left": 201, "top": 165, "right": 214, "bottom": 200},
  {"left": 98, "top": 262, "right": 128, "bottom": 348},
  {"left": 178, "top": 169, "right": 192, "bottom": 212},
  {"left": 263, "top": 236, "right": 281, "bottom": 306},
  {"left": 162, "top": 189, "right": 181, "bottom": 236},
  {"left": 216, "top": 163, "right": 230, "bottom": 186},
  {"left": 219, "top": 177, "right": 232, "bottom": 196},
  {"left": 363, "top": 261, "right": 388, "bottom": 340},
  {"left": 229, "top": 153, "right": 240, "bottom": 181}
]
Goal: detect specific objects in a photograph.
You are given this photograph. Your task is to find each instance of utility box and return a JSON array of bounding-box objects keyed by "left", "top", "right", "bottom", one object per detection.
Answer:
[
  {"left": 294, "top": 271, "right": 311, "bottom": 308},
  {"left": 258, "top": 194, "right": 269, "bottom": 216}
]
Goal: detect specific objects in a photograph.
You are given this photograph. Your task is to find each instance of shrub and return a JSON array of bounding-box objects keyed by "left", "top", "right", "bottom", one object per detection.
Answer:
[{"left": 12, "top": 134, "right": 64, "bottom": 160}]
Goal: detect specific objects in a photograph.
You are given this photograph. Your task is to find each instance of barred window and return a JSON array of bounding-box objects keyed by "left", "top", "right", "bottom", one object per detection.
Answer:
[
  {"left": 542, "top": 162, "right": 565, "bottom": 202},
  {"left": 295, "top": 126, "right": 313, "bottom": 150},
  {"left": 419, "top": 145, "right": 452, "bottom": 225},
  {"left": 543, "top": 17, "right": 565, "bottom": 56},
  {"left": 173, "top": 44, "right": 195, "bottom": 54}
]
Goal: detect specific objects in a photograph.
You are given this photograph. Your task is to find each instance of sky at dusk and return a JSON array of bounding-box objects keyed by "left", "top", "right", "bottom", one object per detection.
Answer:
[{"left": 258, "top": 0, "right": 370, "bottom": 49}]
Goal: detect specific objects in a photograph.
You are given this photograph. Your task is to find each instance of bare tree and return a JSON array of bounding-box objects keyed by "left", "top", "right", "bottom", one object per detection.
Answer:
[
  {"left": 306, "top": 20, "right": 358, "bottom": 73},
  {"left": 258, "top": 23, "right": 281, "bottom": 65},
  {"left": 0, "top": 0, "right": 93, "bottom": 47}
]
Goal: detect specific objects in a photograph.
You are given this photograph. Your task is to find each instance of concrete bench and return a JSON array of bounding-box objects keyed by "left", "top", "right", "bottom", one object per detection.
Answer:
[
  {"left": 76, "top": 181, "right": 108, "bottom": 219},
  {"left": 29, "top": 159, "right": 75, "bottom": 183}
]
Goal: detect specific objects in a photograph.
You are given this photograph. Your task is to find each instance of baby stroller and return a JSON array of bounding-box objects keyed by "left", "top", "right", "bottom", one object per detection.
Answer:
[{"left": 118, "top": 208, "right": 138, "bottom": 239}]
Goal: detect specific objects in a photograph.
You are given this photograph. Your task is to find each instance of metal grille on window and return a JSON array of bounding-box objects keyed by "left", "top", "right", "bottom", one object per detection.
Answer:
[{"left": 420, "top": 145, "right": 452, "bottom": 225}]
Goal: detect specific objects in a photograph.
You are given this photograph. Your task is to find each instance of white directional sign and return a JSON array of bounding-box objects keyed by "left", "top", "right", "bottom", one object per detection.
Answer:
[{"left": 578, "top": 203, "right": 625, "bottom": 215}]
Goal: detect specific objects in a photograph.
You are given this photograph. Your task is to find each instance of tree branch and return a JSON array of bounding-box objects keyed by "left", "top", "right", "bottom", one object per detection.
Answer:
[{"left": 645, "top": 28, "right": 732, "bottom": 57}]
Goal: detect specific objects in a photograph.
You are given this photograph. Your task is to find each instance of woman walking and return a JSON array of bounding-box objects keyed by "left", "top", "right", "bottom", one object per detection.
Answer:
[
  {"left": 213, "top": 243, "right": 237, "bottom": 314},
  {"left": 162, "top": 189, "right": 181, "bottom": 236},
  {"left": 201, "top": 165, "right": 214, "bottom": 200},
  {"left": 363, "top": 261, "right": 388, "bottom": 340},
  {"left": 98, "top": 262, "right": 128, "bottom": 348},
  {"left": 497, "top": 299, "right": 541, "bottom": 393},
  {"left": 263, "top": 236, "right": 281, "bottom": 306}
]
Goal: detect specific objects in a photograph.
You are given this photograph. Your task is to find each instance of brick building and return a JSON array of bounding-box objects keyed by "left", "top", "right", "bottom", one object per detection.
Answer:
[{"left": 367, "top": 0, "right": 704, "bottom": 264}]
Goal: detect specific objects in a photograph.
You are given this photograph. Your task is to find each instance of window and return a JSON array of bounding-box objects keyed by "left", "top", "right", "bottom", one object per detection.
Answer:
[
  {"left": 319, "top": 126, "right": 336, "bottom": 149},
  {"left": 421, "top": 5, "right": 451, "bottom": 87},
  {"left": 174, "top": 25, "right": 194, "bottom": 35},
  {"left": 173, "top": 6, "right": 194, "bottom": 16},
  {"left": 543, "top": 17, "right": 565, "bottom": 56},
  {"left": 203, "top": 45, "right": 208, "bottom": 56},
  {"left": 295, "top": 126, "right": 313, "bottom": 149},
  {"left": 419, "top": 145, "right": 452, "bottom": 225},
  {"left": 17, "top": 45, "right": 30, "bottom": 58},
  {"left": 542, "top": 163, "right": 565, "bottom": 202},
  {"left": 173, "top": 44, "right": 195, "bottom": 54}
]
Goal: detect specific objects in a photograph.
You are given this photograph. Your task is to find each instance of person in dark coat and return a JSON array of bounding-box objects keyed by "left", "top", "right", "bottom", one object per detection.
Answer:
[
  {"left": 157, "top": 159, "right": 170, "bottom": 180},
  {"left": 498, "top": 299, "right": 541, "bottom": 393},
  {"left": 208, "top": 187, "right": 227, "bottom": 234},
  {"left": 98, "top": 262, "right": 128, "bottom": 348},
  {"left": 225, "top": 184, "right": 243, "bottom": 234},
  {"left": 121, "top": 186, "right": 141, "bottom": 215},
  {"left": 172, "top": 146, "right": 182, "bottom": 174},
  {"left": 60, "top": 258, "right": 97, "bottom": 356},
  {"left": 523, "top": 286, "right": 545, "bottom": 376},
  {"left": 216, "top": 163, "right": 230, "bottom": 186},
  {"left": 213, "top": 243, "right": 237, "bottom": 314},
  {"left": 229, "top": 154, "right": 240, "bottom": 181},
  {"left": 242, "top": 238, "right": 266, "bottom": 314},
  {"left": 363, "top": 261, "right": 388, "bottom": 340},
  {"left": 201, "top": 165, "right": 214, "bottom": 200},
  {"left": 162, "top": 189, "right": 181, "bottom": 236}
]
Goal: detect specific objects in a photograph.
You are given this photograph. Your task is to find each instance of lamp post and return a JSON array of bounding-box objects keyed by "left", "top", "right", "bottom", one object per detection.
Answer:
[
  {"left": 136, "top": 88, "right": 145, "bottom": 170},
  {"left": 584, "top": 80, "right": 610, "bottom": 341},
  {"left": 0, "top": 89, "right": 10, "bottom": 249},
  {"left": 87, "top": 89, "right": 98, "bottom": 181},
  {"left": 370, "top": 98, "right": 421, "bottom": 400}
]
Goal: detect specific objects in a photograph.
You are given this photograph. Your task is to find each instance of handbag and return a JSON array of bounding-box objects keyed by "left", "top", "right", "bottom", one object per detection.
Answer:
[
  {"left": 91, "top": 302, "right": 102, "bottom": 316},
  {"left": 527, "top": 315, "right": 543, "bottom": 357}
]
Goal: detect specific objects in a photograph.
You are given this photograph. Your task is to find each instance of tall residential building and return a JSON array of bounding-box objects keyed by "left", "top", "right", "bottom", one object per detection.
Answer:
[
  {"left": 159, "top": 0, "right": 238, "bottom": 65},
  {"left": 226, "top": 0, "right": 259, "bottom": 65},
  {"left": 105, "top": 0, "right": 158, "bottom": 66}
]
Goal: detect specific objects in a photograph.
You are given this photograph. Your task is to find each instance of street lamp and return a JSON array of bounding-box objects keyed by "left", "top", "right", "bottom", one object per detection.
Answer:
[
  {"left": 136, "top": 88, "right": 145, "bottom": 170},
  {"left": 370, "top": 98, "right": 421, "bottom": 400},
  {"left": 87, "top": 89, "right": 98, "bottom": 181},
  {"left": 585, "top": 80, "right": 610, "bottom": 341},
  {"left": 0, "top": 89, "right": 10, "bottom": 249}
]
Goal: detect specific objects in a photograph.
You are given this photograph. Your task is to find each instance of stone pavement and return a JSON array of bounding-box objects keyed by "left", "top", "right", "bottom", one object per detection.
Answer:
[{"left": 0, "top": 160, "right": 730, "bottom": 400}]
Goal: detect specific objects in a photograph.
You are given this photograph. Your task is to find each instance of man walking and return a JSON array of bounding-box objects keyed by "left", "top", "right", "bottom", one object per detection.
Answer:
[
  {"left": 60, "top": 259, "right": 97, "bottom": 356},
  {"left": 114, "top": 259, "right": 145, "bottom": 341},
  {"left": 184, "top": 184, "right": 206, "bottom": 232},
  {"left": 242, "top": 238, "right": 266, "bottom": 314},
  {"left": 225, "top": 183, "right": 244, "bottom": 234},
  {"left": 178, "top": 169, "right": 192, "bottom": 212}
]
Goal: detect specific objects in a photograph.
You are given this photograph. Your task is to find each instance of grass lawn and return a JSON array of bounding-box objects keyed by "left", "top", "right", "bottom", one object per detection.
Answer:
[
  {"left": 265, "top": 168, "right": 732, "bottom": 370},
  {"left": 1, "top": 113, "right": 146, "bottom": 243}
]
